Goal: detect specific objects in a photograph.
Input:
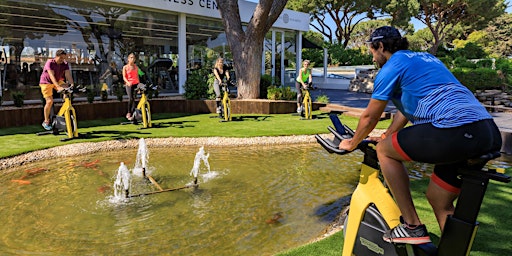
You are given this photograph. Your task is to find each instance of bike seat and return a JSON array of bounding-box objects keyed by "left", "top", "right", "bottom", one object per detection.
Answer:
[
  {"left": 474, "top": 151, "right": 501, "bottom": 161},
  {"left": 462, "top": 151, "right": 511, "bottom": 183},
  {"left": 466, "top": 151, "right": 500, "bottom": 168}
]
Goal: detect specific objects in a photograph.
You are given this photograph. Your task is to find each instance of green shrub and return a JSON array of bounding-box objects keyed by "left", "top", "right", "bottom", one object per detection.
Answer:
[
  {"left": 302, "top": 48, "right": 323, "bottom": 66},
  {"left": 100, "top": 90, "right": 108, "bottom": 101},
  {"left": 315, "top": 94, "right": 329, "bottom": 103},
  {"left": 86, "top": 86, "right": 95, "bottom": 103},
  {"left": 438, "top": 56, "right": 453, "bottom": 68},
  {"left": 496, "top": 58, "right": 512, "bottom": 87},
  {"left": 451, "top": 67, "right": 502, "bottom": 91},
  {"left": 476, "top": 59, "right": 494, "bottom": 69},
  {"left": 267, "top": 85, "right": 297, "bottom": 100},
  {"left": 115, "top": 85, "right": 124, "bottom": 102},
  {"left": 183, "top": 67, "right": 214, "bottom": 100},
  {"left": 207, "top": 74, "right": 216, "bottom": 100},
  {"left": 453, "top": 57, "right": 477, "bottom": 69},
  {"left": 328, "top": 45, "right": 373, "bottom": 66},
  {"left": 260, "top": 74, "right": 275, "bottom": 99},
  {"left": 496, "top": 58, "right": 512, "bottom": 74},
  {"left": 281, "top": 86, "right": 297, "bottom": 100},
  {"left": 453, "top": 42, "right": 487, "bottom": 59},
  {"left": 11, "top": 91, "right": 25, "bottom": 107}
]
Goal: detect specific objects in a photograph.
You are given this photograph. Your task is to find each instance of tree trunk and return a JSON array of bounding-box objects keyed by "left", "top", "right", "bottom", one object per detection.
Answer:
[
  {"left": 234, "top": 42, "right": 263, "bottom": 99},
  {"left": 217, "top": 0, "right": 287, "bottom": 99}
]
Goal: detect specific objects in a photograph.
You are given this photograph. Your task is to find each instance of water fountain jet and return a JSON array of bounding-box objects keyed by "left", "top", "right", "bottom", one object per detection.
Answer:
[
  {"left": 190, "top": 146, "right": 210, "bottom": 184},
  {"left": 113, "top": 162, "right": 131, "bottom": 199},
  {"left": 120, "top": 139, "right": 201, "bottom": 198}
]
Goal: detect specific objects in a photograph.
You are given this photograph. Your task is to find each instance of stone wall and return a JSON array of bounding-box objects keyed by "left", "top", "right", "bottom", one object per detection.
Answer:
[
  {"left": 475, "top": 89, "right": 512, "bottom": 109},
  {"left": 348, "top": 70, "right": 512, "bottom": 112},
  {"left": 348, "top": 69, "right": 378, "bottom": 93}
]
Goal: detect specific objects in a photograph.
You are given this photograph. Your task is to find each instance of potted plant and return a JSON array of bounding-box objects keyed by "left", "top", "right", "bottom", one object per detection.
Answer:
[
  {"left": 86, "top": 86, "right": 95, "bottom": 103},
  {"left": 101, "top": 90, "right": 108, "bottom": 101},
  {"left": 115, "top": 85, "right": 124, "bottom": 102},
  {"left": 100, "top": 83, "right": 109, "bottom": 101},
  {"left": 12, "top": 91, "right": 25, "bottom": 107}
]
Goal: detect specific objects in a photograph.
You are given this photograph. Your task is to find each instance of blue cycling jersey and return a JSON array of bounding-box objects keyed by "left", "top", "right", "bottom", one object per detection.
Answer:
[{"left": 371, "top": 50, "right": 491, "bottom": 128}]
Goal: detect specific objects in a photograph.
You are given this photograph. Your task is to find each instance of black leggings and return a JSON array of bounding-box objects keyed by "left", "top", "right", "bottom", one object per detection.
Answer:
[
  {"left": 125, "top": 85, "right": 136, "bottom": 114},
  {"left": 295, "top": 82, "right": 303, "bottom": 104}
]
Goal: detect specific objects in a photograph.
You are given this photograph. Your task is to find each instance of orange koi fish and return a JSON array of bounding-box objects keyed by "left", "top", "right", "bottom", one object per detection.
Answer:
[
  {"left": 82, "top": 159, "right": 100, "bottom": 169},
  {"left": 97, "top": 184, "right": 111, "bottom": 193},
  {"left": 11, "top": 179, "right": 31, "bottom": 185},
  {"left": 19, "top": 168, "right": 48, "bottom": 179},
  {"left": 265, "top": 212, "right": 284, "bottom": 224}
]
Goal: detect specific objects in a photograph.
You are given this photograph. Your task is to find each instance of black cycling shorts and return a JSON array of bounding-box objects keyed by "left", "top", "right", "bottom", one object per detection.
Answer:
[{"left": 392, "top": 119, "right": 501, "bottom": 193}]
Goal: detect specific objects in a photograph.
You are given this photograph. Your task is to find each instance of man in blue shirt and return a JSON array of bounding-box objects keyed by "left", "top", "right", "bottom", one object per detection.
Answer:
[{"left": 339, "top": 26, "right": 501, "bottom": 244}]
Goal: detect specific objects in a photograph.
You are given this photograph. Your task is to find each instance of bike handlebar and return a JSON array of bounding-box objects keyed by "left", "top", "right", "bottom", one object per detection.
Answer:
[
  {"left": 58, "top": 84, "right": 86, "bottom": 94},
  {"left": 315, "top": 114, "right": 375, "bottom": 155},
  {"left": 135, "top": 82, "right": 158, "bottom": 93},
  {"left": 302, "top": 82, "right": 317, "bottom": 91}
]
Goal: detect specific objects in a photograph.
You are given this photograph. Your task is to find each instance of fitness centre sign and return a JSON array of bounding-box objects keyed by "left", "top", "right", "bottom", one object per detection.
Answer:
[{"left": 106, "top": 0, "right": 309, "bottom": 31}]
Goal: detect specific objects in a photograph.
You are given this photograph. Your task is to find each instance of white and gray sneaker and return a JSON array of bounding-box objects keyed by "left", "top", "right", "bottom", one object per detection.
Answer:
[{"left": 383, "top": 224, "right": 431, "bottom": 244}]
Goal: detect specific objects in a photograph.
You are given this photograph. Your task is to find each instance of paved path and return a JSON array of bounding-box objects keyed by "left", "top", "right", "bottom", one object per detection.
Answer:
[
  {"left": 310, "top": 89, "right": 395, "bottom": 111},
  {"left": 492, "top": 112, "right": 512, "bottom": 133},
  {"left": 491, "top": 112, "right": 512, "bottom": 154}
]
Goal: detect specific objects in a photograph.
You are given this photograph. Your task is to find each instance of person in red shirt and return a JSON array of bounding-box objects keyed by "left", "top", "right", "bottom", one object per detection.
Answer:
[{"left": 122, "top": 53, "right": 140, "bottom": 120}]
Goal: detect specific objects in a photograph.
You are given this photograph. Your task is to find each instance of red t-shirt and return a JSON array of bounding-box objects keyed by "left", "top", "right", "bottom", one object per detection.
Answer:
[
  {"left": 39, "top": 59, "right": 69, "bottom": 84},
  {"left": 124, "top": 65, "right": 140, "bottom": 85}
]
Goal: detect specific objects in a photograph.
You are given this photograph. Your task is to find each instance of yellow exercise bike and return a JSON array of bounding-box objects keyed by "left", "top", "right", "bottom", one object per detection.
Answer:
[
  {"left": 299, "top": 82, "right": 315, "bottom": 120},
  {"left": 123, "top": 83, "right": 155, "bottom": 128},
  {"left": 37, "top": 84, "right": 85, "bottom": 141},
  {"left": 316, "top": 114, "right": 510, "bottom": 256},
  {"left": 218, "top": 81, "right": 231, "bottom": 122}
]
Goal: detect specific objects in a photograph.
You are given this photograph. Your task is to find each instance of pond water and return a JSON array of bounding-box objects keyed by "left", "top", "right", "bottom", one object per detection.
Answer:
[
  {"left": 0, "top": 143, "right": 364, "bottom": 255},
  {"left": 2, "top": 141, "right": 510, "bottom": 255}
]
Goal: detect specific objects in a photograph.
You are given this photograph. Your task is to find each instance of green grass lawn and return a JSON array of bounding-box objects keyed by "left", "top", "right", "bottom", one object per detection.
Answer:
[
  {"left": 0, "top": 111, "right": 390, "bottom": 158},
  {"left": 1, "top": 111, "right": 510, "bottom": 255}
]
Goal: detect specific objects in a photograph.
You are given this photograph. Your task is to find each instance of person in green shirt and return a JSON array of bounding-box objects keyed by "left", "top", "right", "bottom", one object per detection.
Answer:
[{"left": 295, "top": 59, "right": 312, "bottom": 113}]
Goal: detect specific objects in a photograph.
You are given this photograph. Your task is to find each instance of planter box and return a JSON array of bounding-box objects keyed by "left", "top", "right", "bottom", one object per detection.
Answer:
[{"left": 0, "top": 98, "right": 326, "bottom": 128}]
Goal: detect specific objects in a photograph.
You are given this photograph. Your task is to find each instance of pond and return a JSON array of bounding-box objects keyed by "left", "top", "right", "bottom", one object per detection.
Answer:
[
  {"left": 2, "top": 140, "right": 510, "bottom": 255},
  {"left": 1, "top": 142, "right": 365, "bottom": 255}
]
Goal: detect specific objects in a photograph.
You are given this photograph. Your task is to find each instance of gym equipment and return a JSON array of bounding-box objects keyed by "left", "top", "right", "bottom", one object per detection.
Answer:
[
  {"left": 218, "top": 82, "right": 231, "bottom": 122},
  {"left": 315, "top": 114, "right": 510, "bottom": 256},
  {"left": 37, "top": 84, "right": 85, "bottom": 141},
  {"left": 122, "top": 82, "right": 156, "bottom": 128},
  {"left": 298, "top": 82, "right": 316, "bottom": 119}
]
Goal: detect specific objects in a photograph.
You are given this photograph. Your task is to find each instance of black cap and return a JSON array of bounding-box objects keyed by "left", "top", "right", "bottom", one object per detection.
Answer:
[{"left": 366, "top": 26, "right": 402, "bottom": 43}]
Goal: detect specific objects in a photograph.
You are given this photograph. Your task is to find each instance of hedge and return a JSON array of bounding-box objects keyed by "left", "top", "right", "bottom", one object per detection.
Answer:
[{"left": 451, "top": 68, "right": 502, "bottom": 91}]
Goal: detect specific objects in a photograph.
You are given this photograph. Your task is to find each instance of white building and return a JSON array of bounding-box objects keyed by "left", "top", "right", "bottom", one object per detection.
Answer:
[{"left": 0, "top": 0, "right": 310, "bottom": 97}]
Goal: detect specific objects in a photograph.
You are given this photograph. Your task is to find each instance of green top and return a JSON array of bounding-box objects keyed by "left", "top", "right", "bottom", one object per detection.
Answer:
[{"left": 296, "top": 68, "right": 311, "bottom": 83}]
